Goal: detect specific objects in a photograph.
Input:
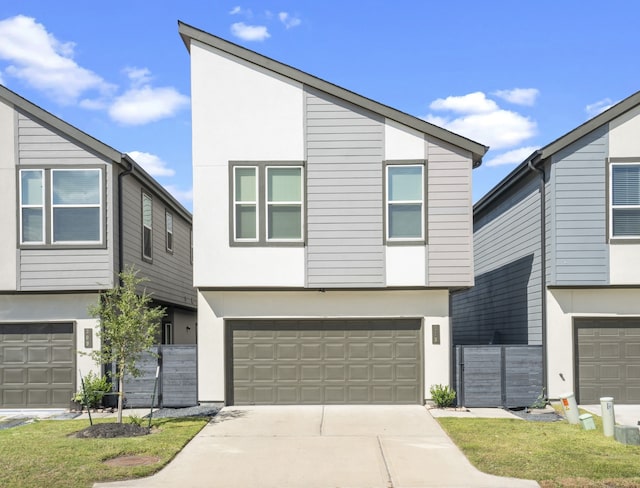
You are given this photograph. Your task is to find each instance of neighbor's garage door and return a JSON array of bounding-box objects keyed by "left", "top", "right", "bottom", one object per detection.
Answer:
[
  {"left": 0, "top": 323, "right": 75, "bottom": 408},
  {"left": 227, "top": 319, "right": 422, "bottom": 405},
  {"left": 576, "top": 318, "right": 640, "bottom": 404}
]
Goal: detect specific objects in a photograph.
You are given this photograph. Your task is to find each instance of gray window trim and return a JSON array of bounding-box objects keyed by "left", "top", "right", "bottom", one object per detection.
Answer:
[
  {"left": 229, "top": 161, "right": 306, "bottom": 247},
  {"left": 608, "top": 159, "right": 640, "bottom": 242},
  {"left": 17, "top": 165, "right": 107, "bottom": 249},
  {"left": 142, "top": 191, "right": 153, "bottom": 262},
  {"left": 383, "top": 160, "right": 428, "bottom": 245}
]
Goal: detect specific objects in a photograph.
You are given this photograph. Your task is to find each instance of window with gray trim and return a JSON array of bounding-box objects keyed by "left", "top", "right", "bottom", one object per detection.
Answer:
[
  {"left": 19, "top": 167, "right": 103, "bottom": 245},
  {"left": 165, "top": 211, "right": 174, "bottom": 253},
  {"left": 231, "top": 162, "right": 304, "bottom": 245},
  {"left": 611, "top": 162, "right": 640, "bottom": 238},
  {"left": 142, "top": 192, "right": 153, "bottom": 260},
  {"left": 385, "top": 163, "right": 425, "bottom": 241}
]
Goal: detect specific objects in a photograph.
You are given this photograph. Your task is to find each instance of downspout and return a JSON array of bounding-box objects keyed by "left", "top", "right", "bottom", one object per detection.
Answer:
[
  {"left": 527, "top": 151, "right": 548, "bottom": 395},
  {"left": 118, "top": 156, "right": 135, "bottom": 282}
]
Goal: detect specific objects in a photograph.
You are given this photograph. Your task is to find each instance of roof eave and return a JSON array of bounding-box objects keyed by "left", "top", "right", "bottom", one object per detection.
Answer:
[{"left": 177, "top": 21, "right": 488, "bottom": 166}]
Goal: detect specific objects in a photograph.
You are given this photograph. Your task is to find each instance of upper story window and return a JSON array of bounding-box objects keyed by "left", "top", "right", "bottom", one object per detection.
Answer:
[
  {"left": 165, "top": 211, "right": 174, "bottom": 253},
  {"left": 19, "top": 168, "right": 103, "bottom": 246},
  {"left": 142, "top": 192, "right": 153, "bottom": 261},
  {"left": 230, "top": 162, "right": 304, "bottom": 246},
  {"left": 386, "top": 162, "right": 425, "bottom": 242},
  {"left": 611, "top": 162, "right": 640, "bottom": 238}
]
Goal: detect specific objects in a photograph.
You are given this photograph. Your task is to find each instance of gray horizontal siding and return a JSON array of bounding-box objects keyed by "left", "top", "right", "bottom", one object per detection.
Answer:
[
  {"left": 452, "top": 173, "right": 542, "bottom": 345},
  {"left": 426, "top": 137, "right": 473, "bottom": 286},
  {"left": 121, "top": 176, "right": 196, "bottom": 308},
  {"left": 305, "top": 88, "right": 385, "bottom": 288},
  {"left": 17, "top": 112, "right": 114, "bottom": 291},
  {"left": 549, "top": 125, "right": 608, "bottom": 285}
]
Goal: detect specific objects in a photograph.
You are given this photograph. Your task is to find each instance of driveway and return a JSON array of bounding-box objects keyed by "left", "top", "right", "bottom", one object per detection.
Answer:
[{"left": 94, "top": 405, "right": 538, "bottom": 488}]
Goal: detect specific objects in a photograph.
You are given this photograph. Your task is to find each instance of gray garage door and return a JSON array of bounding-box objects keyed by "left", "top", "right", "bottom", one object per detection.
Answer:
[
  {"left": 227, "top": 319, "right": 422, "bottom": 405},
  {"left": 575, "top": 318, "right": 640, "bottom": 404},
  {"left": 0, "top": 323, "right": 75, "bottom": 408}
]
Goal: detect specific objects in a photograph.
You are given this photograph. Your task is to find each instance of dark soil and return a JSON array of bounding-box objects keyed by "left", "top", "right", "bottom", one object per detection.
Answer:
[{"left": 74, "top": 422, "right": 150, "bottom": 438}]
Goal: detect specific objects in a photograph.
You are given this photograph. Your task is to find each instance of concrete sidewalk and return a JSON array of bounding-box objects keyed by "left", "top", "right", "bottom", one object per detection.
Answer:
[{"left": 94, "top": 405, "right": 538, "bottom": 488}]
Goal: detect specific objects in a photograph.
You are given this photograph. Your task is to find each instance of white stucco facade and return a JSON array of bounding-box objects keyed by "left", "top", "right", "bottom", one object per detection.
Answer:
[
  {"left": 197, "top": 289, "right": 451, "bottom": 403},
  {"left": 0, "top": 98, "right": 16, "bottom": 291}
]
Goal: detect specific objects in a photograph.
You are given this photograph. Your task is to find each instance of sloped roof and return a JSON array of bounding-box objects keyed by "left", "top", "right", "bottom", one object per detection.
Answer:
[
  {"left": 178, "top": 21, "right": 488, "bottom": 167},
  {"left": 0, "top": 84, "right": 191, "bottom": 221},
  {"left": 474, "top": 89, "right": 640, "bottom": 214}
]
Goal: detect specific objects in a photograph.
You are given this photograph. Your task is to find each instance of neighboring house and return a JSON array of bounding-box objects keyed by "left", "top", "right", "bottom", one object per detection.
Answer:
[
  {"left": 452, "top": 91, "right": 640, "bottom": 405},
  {"left": 178, "top": 22, "right": 487, "bottom": 405},
  {"left": 0, "top": 85, "right": 197, "bottom": 408}
]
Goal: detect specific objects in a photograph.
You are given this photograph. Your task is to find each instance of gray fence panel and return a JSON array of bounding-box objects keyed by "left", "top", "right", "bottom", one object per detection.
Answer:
[
  {"left": 455, "top": 345, "right": 542, "bottom": 408},
  {"left": 161, "top": 345, "right": 198, "bottom": 407},
  {"left": 123, "top": 345, "right": 197, "bottom": 408}
]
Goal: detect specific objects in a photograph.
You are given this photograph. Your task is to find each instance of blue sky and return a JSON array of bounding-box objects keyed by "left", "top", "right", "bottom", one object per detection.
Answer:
[{"left": 1, "top": 1, "right": 639, "bottom": 210}]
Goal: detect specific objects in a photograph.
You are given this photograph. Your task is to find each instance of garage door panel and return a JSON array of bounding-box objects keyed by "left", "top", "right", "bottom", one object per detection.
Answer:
[
  {"left": 52, "top": 367, "right": 73, "bottom": 384},
  {"left": 3, "top": 389, "right": 25, "bottom": 406},
  {"left": 576, "top": 319, "right": 640, "bottom": 404},
  {"left": 228, "top": 319, "right": 422, "bottom": 405},
  {"left": 28, "top": 368, "right": 49, "bottom": 384},
  {"left": 4, "top": 347, "right": 26, "bottom": 363},
  {"left": 52, "top": 346, "right": 73, "bottom": 363},
  {"left": 3, "top": 368, "right": 25, "bottom": 384}
]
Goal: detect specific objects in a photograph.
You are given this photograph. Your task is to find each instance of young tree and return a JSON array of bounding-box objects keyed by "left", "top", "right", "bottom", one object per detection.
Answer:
[{"left": 88, "top": 266, "right": 165, "bottom": 423}]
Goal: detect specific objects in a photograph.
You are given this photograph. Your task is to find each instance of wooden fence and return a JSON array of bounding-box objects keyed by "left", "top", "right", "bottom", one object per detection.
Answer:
[
  {"left": 453, "top": 345, "right": 543, "bottom": 408},
  {"left": 123, "top": 345, "right": 197, "bottom": 408}
]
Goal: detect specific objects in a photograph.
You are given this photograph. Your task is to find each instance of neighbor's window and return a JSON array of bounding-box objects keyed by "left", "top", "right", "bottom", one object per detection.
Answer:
[
  {"left": 266, "top": 166, "right": 303, "bottom": 241},
  {"left": 165, "top": 211, "right": 174, "bottom": 253},
  {"left": 20, "top": 169, "right": 44, "bottom": 244},
  {"left": 386, "top": 164, "right": 424, "bottom": 240},
  {"left": 233, "top": 166, "right": 257, "bottom": 240},
  {"left": 52, "top": 169, "right": 102, "bottom": 243},
  {"left": 20, "top": 168, "right": 103, "bottom": 245},
  {"left": 611, "top": 163, "right": 640, "bottom": 238},
  {"left": 142, "top": 193, "right": 153, "bottom": 260},
  {"left": 231, "top": 163, "right": 304, "bottom": 245}
]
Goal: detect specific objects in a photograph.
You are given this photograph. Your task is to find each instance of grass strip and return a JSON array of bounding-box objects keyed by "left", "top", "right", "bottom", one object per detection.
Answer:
[{"left": 0, "top": 416, "right": 208, "bottom": 488}]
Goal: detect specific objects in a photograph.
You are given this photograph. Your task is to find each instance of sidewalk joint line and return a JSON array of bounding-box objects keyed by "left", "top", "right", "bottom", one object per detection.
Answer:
[
  {"left": 320, "top": 405, "right": 325, "bottom": 435},
  {"left": 377, "top": 435, "right": 394, "bottom": 488}
]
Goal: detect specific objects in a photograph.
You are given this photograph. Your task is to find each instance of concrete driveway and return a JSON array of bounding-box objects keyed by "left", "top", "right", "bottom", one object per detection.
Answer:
[{"left": 94, "top": 405, "right": 538, "bottom": 488}]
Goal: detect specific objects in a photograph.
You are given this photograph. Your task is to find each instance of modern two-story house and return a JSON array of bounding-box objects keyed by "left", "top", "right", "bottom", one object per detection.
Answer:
[
  {"left": 0, "top": 85, "right": 196, "bottom": 408},
  {"left": 179, "top": 22, "right": 487, "bottom": 405},
  {"left": 452, "top": 90, "right": 640, "bottom": 405}
]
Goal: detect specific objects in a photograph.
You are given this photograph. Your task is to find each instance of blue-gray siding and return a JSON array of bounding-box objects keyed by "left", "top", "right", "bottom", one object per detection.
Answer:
[
  {"left": 426, "top": 137, "right": 474, "bottom": 286},
  {"left": 548, "top": 125, "right": 609, "bottom": 285},
  {"left": 17, "top": 112, "right": 114, "bottom": 291},
  {"left": 452, "top": 173, "right": 542, "bottom": 345},
  {"left": 304, "top": 88, "right": 385, "bottom": 287},
  {"left": 121, "top": 176, "right": 196, "bottom": 307}
]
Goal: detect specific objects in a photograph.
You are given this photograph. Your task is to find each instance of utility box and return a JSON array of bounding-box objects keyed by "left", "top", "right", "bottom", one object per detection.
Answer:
[
  {"left": 560, "top": 392, "right": 580, "bottom": 424},
  {"left": 579, "top": 413, "right": 596, "bottom": 431},
  {"left": 614, "top": 425, "right": 640, "bottom": 446}
]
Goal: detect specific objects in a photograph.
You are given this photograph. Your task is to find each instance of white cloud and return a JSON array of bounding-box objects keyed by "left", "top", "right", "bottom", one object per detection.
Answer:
[
  {"left": 429, "top": 92, "right": 498, "bottom": 114},
  {"left": 229, "top": 6, "right": 252, "bottom": 16},
  {"left": 231, "top": 22, "right": 270, "bottom": 41},
  {"left": 585, "top": 98, "right": 615, "bottom": 118},
  {"left": 0, "top": 15, "right": 114, "bottom": 104},
  {"left": 127, "top": 151, "right": 176, "bottom": 177},
  {"left": 493, "top": 88, "right": 539, "bottom": 106},
  {"left": 278, "top": 12, "right": 301, "bottom": 29},
  {"left": 163, "top": 184, "right": 193, "bottom": 205},
  {"left": 109, "top": 85, "right": 189, "bottom": 125},
  {"left": 124, "top": 67, "right": 153, "bottom": 87},
  {"left": 426, "top": 91, "right": 537, "bottom": 150},
  {"left": 485, "top": 146, "right": 540, "bottom": 167}
]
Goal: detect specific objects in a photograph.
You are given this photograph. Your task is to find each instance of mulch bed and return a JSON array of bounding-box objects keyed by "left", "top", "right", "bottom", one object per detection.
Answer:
[{"left": 74, "top": 423, "right": 151, "bottom": 438}]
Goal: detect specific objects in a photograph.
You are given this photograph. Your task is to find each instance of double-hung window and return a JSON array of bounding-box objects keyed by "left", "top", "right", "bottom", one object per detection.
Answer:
[
  {"left": 19, "top": 167, "right": 103, "bottom": 245},
  {"left": 610, "top": 162, "right": 640, "bottom": 238},
  {"left": 231, "top": 162, "right": 304, "bottom": 245},
  {"left": 165, "top": 211, "right": 174, "bottom": 253},
  {"left": 386, "top": 162, "right": 425, "bottom": 241},
  {"left": 142, "top": 192, "right": 153, "bottom": 260}
]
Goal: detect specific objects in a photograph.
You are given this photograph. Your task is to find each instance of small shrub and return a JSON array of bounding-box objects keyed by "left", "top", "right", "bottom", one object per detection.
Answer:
[
  {"left": 430, "top": 384, "right": 457, "bottom": 408},
  {"left": 128, "top": 414, "right": 144, "bottom": 427},
  {"left": 73, "top": 371, "right": 111, "bottom": 408},
  {"left": 530, "top": 388, "right": 548, "bottom": 409}
]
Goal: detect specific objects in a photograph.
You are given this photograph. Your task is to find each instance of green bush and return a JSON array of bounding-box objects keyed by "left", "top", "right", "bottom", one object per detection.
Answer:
[
  {"left": 429, "top": 384, "right": 457, "bottom": 408},
  {"left": 73, "top": 371, "right": 111, "bottom": 408}
]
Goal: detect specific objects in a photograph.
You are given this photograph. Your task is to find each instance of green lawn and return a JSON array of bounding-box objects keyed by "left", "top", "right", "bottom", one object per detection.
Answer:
[
  {"left": 0, "top": 417, "right": 208, "bottom": 488},
  {"left": 437, "top": 414, "right": 640, "bottom": 488}
]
